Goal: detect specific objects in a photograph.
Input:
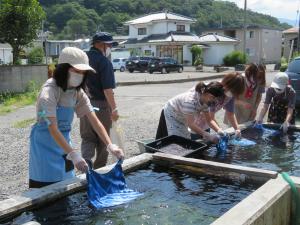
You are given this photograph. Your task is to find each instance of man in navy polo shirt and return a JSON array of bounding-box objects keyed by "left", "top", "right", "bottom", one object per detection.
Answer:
[{"left": 80, "top": 32, "right": 119, "bottom": 169}]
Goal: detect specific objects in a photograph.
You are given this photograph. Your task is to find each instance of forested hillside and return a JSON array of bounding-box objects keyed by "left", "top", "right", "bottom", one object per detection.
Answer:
[{"left": 39, "top": 0, "right": 291, "bottom": 39}]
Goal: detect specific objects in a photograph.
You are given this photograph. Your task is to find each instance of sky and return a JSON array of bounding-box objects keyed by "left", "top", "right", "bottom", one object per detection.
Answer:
[{"left": 221, "top": 0, "right": 299, "bottom": 22}]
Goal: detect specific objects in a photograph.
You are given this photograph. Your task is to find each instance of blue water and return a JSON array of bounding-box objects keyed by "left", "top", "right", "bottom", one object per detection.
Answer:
[
  {"left": 196, "top": 127, "right": 300, "bottom": 177},
  {"left": 5, "top": 164, "right": 259, "bottom": 225}
]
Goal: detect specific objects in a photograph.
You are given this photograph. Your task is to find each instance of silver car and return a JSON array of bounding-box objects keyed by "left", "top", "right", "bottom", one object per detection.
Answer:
[{"left": 286, "top": 56, "right": 300, "bottom": 107}]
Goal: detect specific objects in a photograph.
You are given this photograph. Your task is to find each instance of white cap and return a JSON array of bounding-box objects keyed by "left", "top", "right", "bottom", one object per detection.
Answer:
[
  {"left": 271, "top": 72, "right": 289, "bottom": 90},
  {"left": 58, "top": 47, "right": 95, "bottom": 73}
]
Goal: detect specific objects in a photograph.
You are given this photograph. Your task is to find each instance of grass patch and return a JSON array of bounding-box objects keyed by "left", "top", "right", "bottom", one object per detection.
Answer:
[
  {"left": 0, "top": 81, "right": 39, "bottom": 115},
  {"left": 13, "top": 118, "right": 36, "bottom": 128}
]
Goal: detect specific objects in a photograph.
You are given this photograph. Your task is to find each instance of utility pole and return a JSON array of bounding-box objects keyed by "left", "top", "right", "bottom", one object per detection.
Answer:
[
  {"left": 298, "top": 11, "right": 300, "bottom": 53},
  {"left": 243, "top": 0, "right": 247, "bottom": 60}
]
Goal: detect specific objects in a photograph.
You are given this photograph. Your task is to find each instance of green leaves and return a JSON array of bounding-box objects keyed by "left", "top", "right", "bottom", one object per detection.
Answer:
[{"left": 0, "top": 0, "right": 45, "bottom": 63}]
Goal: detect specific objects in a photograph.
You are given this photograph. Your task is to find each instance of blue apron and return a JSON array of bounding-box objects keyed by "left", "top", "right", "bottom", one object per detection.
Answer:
[{"left": 29, "top": 106, "right": 75, "bottom": 183}]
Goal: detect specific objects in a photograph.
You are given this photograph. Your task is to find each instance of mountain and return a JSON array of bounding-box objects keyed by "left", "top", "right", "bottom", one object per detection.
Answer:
[
  {"left": 278, "top": 18, "right": 296, "bottom": 27},
  {"left": 39, "top": 0, "right": 292, "bottom": 39}
]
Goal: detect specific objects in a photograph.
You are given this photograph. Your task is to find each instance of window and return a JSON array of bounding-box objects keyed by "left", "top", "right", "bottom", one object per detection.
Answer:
[
  {"left": 138, "top": 28, "right": 146, "bottom": 35},
  {"left": 176, "top": 25, "right": 185, "bottom": 32},
  {"left": 113, "top": 59, "right": 120, "bottom": 62},
  {"left": 246, "top": 48, "right": 255, "bottom": 56},
  {"left": 248, "top": 31, "right": 254, "bottom": 38},
  {"left": 224, "top": 30, "right": 236, "bottom": 38},
  {"left": 144, "top": 50, "right": 152, "bottom": 56},
  {"left": 56, "top": 45, "right": 60, "bottom": 55}
]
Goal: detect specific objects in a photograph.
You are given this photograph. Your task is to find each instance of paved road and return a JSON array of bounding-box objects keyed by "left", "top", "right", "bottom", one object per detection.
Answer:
[{"left": 0, "top": 71, "right": 277, "bottom": 200}]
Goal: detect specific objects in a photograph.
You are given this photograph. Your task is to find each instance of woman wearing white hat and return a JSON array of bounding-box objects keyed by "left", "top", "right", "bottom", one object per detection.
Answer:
[
  {"left": 29, "top": 47, "right": 124, "bottom": 188},
  {"left": 255, "top": 72, "right": 296, "bottom": 133}
]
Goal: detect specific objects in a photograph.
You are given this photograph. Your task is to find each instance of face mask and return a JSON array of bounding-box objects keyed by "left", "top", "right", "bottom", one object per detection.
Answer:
[
  {"left": 105, "top": 47, "right": 111, "bottom": 57},
  {"left": 225, "top": 91, "right": 233, "bottom": 98},
  {"left": 274, "top": 88, "right": 285, "bottom": 94},
  {"left": 68, "top": 71, "right": 83, "bottom": 87}
]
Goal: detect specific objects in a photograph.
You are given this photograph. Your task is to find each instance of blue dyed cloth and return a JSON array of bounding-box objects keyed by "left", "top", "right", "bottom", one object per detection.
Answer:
[
  {"left": 229, "top": 138, "right": 256, "bottom": 147},
  {"left": 86, "top": 160, "right": 143, "bottom": 209},
  {"left": 253, "top": 124, "right": 282, "bottom": 136},
  {"left": 216, "top": 135, "right": 229, "bottom": 152}
]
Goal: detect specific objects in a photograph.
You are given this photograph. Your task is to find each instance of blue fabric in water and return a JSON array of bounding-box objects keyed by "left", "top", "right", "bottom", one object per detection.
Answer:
[
  {"left": 86, "top": 160, "right": 143, "bottom": 209},
  {"left": 216, "top": 135, "right": 229, "bottom": 152},
  {"left": 253, "top": 124, "right": 282, "bottom": 136},
  {"left": 229, "top": 138, "right": 256, "bottom": 147}
]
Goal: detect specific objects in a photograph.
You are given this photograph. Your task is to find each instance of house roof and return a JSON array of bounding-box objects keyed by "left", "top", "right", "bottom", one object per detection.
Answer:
[
  {"left": 283, "top": 27, "right": 299, "bottom": 34},
  {"left": 125, "top": 12, "right": 195, "bottom": 25},
  {"left": 121, "top": 31, "right": 202, "bottom": 45},
  {"left": 199, "top": 33, "right": 239, "bottom": 43}
]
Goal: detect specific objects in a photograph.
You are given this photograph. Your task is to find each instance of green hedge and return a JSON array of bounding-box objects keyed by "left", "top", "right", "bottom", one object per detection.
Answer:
[{"left": 223, "top": 51, "right": 247, "bottom": 66}]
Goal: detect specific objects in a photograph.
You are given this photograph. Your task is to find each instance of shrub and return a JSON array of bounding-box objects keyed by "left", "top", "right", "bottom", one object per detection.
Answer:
[
  {"left": 190, "top": 45, "right": 203, "bottom": 66},
  {"left": 28, "top": 47, "right": 44, "bottom": 64},
  {"left": 223, "top": 51, "right": 247, "bottom": 66},
  {"left": 280, "top": 64, "right": 288, "bottom": 72}
]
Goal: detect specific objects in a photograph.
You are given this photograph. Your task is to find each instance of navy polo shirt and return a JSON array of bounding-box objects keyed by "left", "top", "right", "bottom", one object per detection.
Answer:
[{"left": 86, "top": 47, "right": 116, "bottom": 101}]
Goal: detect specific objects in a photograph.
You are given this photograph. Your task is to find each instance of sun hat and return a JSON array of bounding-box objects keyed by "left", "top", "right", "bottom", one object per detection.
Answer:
[
  {"left": 92, "top": 32, "right": 118, "bottom": 47},
  {"left": 270, "top": 72, "right": 289, "bottom": 90},
  {"left": 58, "top": 47, "right": 95, "bottom": 73}
]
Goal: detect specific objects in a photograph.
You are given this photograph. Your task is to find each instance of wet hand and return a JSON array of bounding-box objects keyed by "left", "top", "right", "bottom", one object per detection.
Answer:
[
  {"left": 111, "top": 110, "right": 119, "bottom": 121},
  {"left": 107, "top": 143, "right": 125, "bottom": 160},
  {"left": 280, "top": 121, "right": 289, "bottom": 133},
  {"left": 67, "top": 151, "right": 89, "bottom": 173},
  {"left": 234, "top": 129, "right": 241, "bottom": 139},
  {"left": 203, "top": 132, "right": 219, "bottom": 144}
]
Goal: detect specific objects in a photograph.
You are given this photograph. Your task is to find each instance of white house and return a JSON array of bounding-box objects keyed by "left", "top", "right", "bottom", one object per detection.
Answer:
[
  {"left": 0, "top": 43, "right": 13, "bottom": 64},
  {"left": 122, "top": 12, "right": 203, "bottom": 65},
  {"left": 199, "top": 33, "right": 240, "bottom": 65}
]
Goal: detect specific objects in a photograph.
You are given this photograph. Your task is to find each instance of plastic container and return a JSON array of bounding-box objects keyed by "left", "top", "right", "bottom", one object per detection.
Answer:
[{"left": 145, "top": 135, "right": 207, "bottom": 157}]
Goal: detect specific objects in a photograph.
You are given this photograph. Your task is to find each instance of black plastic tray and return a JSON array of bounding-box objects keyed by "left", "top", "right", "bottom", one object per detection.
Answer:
[{"left": 145, "top": 135, "right": 208, "bottom": 157}]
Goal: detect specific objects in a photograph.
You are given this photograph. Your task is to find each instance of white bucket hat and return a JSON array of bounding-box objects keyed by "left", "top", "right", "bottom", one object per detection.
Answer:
[
  {"left": 58, "top": 47, "right": 95, "bottom": 73},
  {"left": 271, "top": 72, "right": 289, "bottom": 90}
]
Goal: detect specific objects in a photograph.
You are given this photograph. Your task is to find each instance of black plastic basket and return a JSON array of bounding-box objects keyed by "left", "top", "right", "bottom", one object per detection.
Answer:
[{"left": 145, "top": 135, "right": 208, "bottom": 157}]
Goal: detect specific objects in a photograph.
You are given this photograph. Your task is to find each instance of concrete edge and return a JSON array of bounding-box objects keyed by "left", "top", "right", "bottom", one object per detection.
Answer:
[
  {"left": 152, "top": 152, "right": 278, "bottom": 181},
  {"left": 116, "top": 74, "right": 226, "bottom": 86},
  {"left": 211, "top": 176, "right": 292, "bottom": 225},
  {"left": 0, "top": 153, "right": 153, "bottom": 222}
]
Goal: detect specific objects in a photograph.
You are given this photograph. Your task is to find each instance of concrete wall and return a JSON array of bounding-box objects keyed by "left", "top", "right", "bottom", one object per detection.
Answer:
[
  {"left": 204, "top": 29, "right": 282, "bottom": 63},
  {"left": 0, "top": 65, "right": 48, "bottom": 93},
  {"left": 203, "top": 44, "right": 236, "bottom": 65}
]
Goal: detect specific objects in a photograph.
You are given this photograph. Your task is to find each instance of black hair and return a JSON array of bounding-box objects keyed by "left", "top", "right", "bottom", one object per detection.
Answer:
[
  {"left": 53, "top": 63, "right": 88, "bottom": 92},
  {"left": 195, "top": 81, "right": 224, "bottom": 98}
]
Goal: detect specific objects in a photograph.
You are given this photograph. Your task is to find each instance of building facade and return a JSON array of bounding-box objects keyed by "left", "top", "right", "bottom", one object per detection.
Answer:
[
  {"left": 122, "top": 12, "right": 203, "bottom": 65},
  {"left": 0, "top": 43, "right": 13, "bottom": 64},
  {"left": 202, "top": 26, "right": 282, "bottom": 64}
]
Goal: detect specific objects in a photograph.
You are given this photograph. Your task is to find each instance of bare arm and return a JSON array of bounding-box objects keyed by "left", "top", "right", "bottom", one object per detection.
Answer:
[
  {"left": 86, "top": 111, "right": 124, "bottom": 159},
  {"left": 104, "top": 88, "right": 119, "bottom": 121},
  {"left": 204, "top": 111, "right": 222, "bottom": 132},
  {"left": 225, "top": 111, "right": 239, "bottom": 130},
  {"left": 257, "top": 103, "right": 269, "bottom": 122},
  {"left": 285, "top": 108, "right": 294, "bottom": 123},
  {"left": 185, "top": 114, "right": 208, "bottom": 136},
  {"left": 48, "top": 117, "right": 74, "bottom": 154}
]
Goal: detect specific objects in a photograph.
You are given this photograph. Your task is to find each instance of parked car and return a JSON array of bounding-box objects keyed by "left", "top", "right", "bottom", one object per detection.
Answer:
[
  {"left": 125, "top": 56, "right": 153, "bottom": 73},
  {"left": 286, "top": 56, "right": 300, "bottom": 107},
  {"left": 148, "top": 57, "right": 183, "bottom": 74},
  {"left": 112, "top": 58, "right": 127, "bottom": 72}
]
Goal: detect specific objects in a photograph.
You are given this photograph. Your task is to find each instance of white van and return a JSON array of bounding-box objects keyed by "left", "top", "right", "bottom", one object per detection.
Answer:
[{"left": 112, "top": 58, "right": 127, "bottom": 72}]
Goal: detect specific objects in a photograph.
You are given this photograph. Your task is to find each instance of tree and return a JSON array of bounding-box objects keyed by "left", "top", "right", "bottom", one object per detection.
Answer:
[
  {"left": 28, "top": 47, "right": 44, "bottom": 64},
  {"left": 0, "top": 0, "right": 45, "bottom": 64},
  {"left": 190, "top": 45, "right": 203, "bottom": 66}
]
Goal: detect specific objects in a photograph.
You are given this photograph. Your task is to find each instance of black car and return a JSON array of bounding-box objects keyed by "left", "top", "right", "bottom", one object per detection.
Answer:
[
  {"left": 285, "top": 56, "right": 300, "bottom": 107},
  {"left": 148, "top": 57, "right": 183, "bottom": 74},
  {"left": 125, "top": 56, "right": 153, "bottom": 73}
]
